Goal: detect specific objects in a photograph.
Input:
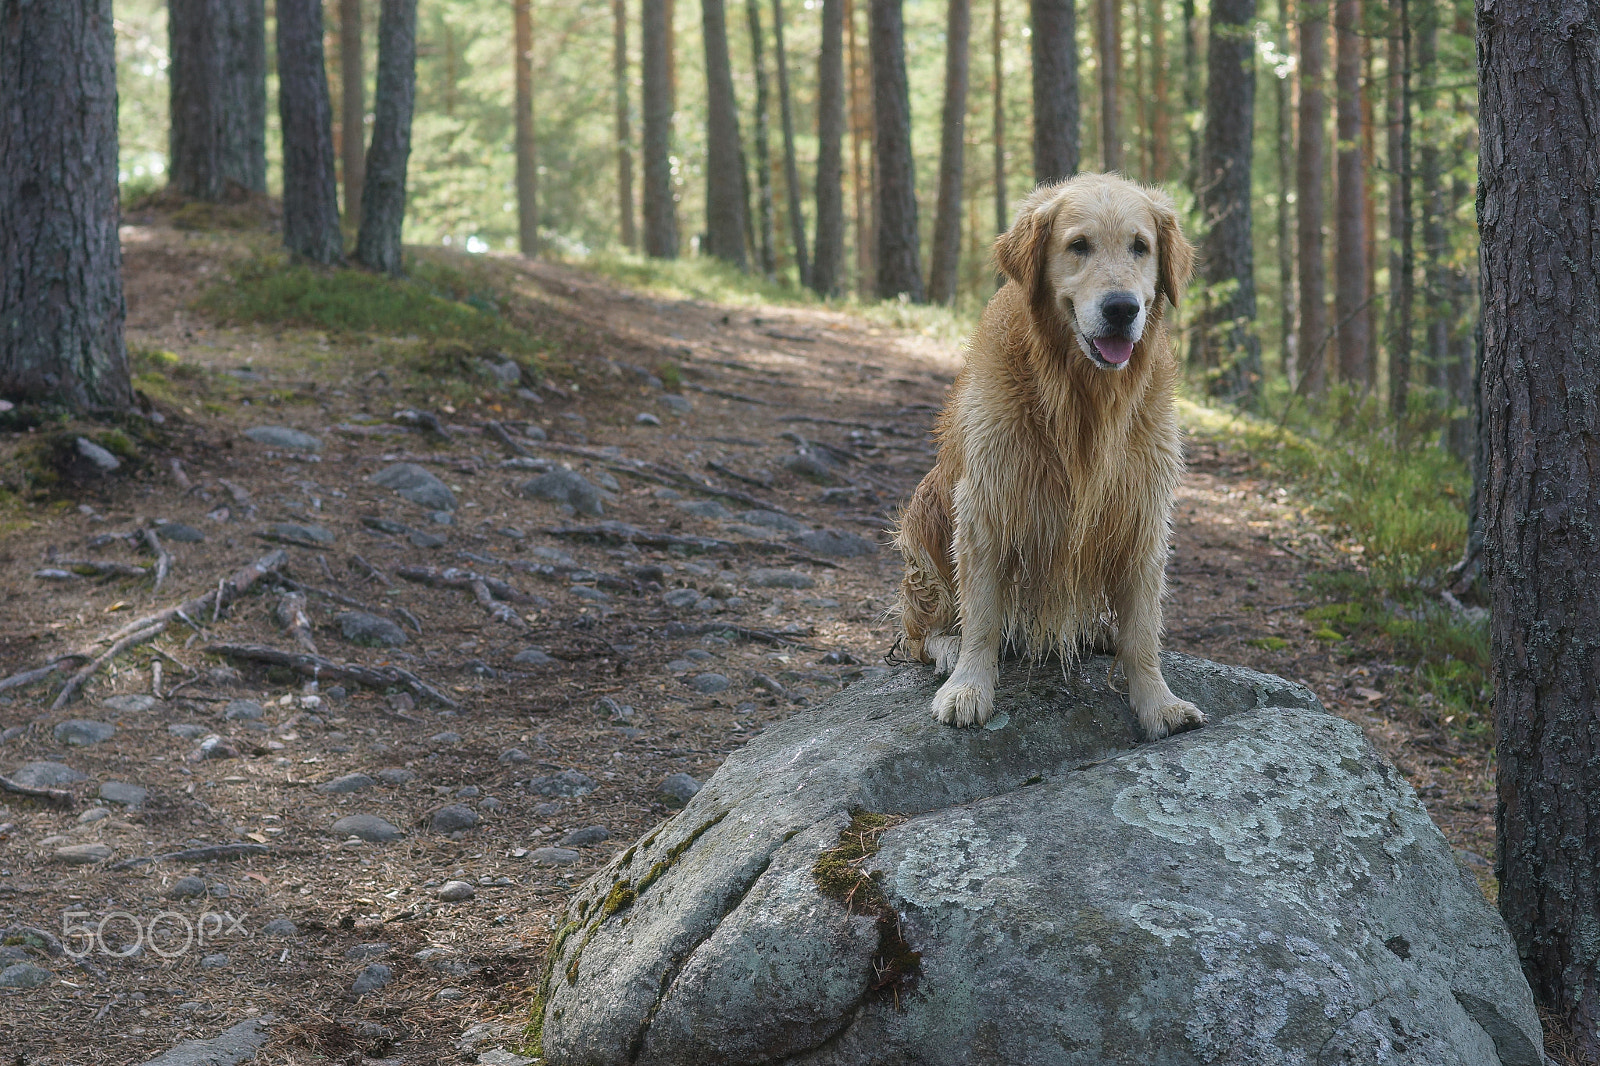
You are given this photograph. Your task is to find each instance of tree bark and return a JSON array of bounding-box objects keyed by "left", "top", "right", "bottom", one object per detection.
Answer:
[
  {"left": 169, "top": 0, "right": 267, "bottom": 200},
  {"left": 1030, "top": 0, "right": 1079, "bottom": 183},
  {"left": 1182, "top": 0, "right": 1199, "bottom": 189},
  {"left": 812, "top": 0, "right": 846, "bottom": 293},
  {"left": 746, "top": 0, "right": 777, "bottom": 277},
  {"left": 1149, "top": 0, "right": 1169, "bottom": 182},
  {"left": 702, "top": 0, "right": 747, "bottom": 267},
  {"left": 0, "top": 0, "right": 130, "bottom": 409},
  {"left": 1479, "top": 2, "right": 1600, "bottom": 1055},
  {"left": 848, "top": 0, "right": 873, "bottom": 295},
  {"left": 1275, "top": 0, "right": 1296, "bottom": 382},
  {"left": 869, "top": 0, "right": 923, "bottom": 301},
  {"left": 513, "top": 0, "right": 538, "bottom": 256},
  {"left": 1295, "top": 0, "right": 1327, "bottom": 395},
  {"left": 354, "top": 0, "right": 415, "bottom": 275},
  {"left": 339, "top": 0, "right": 364, "bottom": 224},
  {"left": 1417, "top": 0, "right": 1447, "bottom": 391},
  {"left": 1391, "top": 0, "right": 1413, "bottom": 420},
  {"left": 642, "top": 0, "right": 679, "bottom": 258},
  {"left": 616, "top": 0, "right": 637, "bottom": 250},
  {"left": 993, "top": 0, "right": 1006, "bottom": 234},
  {"left": 277, "top": 0, "right": 345, "bottom": 264},
  {"left": 928, "top": 0, "right": 971, "bottom": 305},
  {"left": 1198, "top": 0, "right": 1260, "bottom": 403},
  {"left": 1095, "top": 0, "right": 1121, "bottom": 172},
  {"left": 1333, "top": 0, "right": 1367, "bottom": 384},
  {"left": 772, "top": 0, "right": 809, "bottom": 286}
]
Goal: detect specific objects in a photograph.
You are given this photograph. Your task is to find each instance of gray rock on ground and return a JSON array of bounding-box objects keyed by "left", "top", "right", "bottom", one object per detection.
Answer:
[
  {"left": 103, "top": 694, "right": 160, "bottom": 713},
  {"left": 9, "top": 761, "right": 87, "bottom": 788},
  {"left": 536, "top": 655, "right": 1544, "bottom": 1066},
  {"left": 338, "top": 611, "right": 408, "bottom": 648},
  {"left": 0, "top": 963, "right": 50, "bottom": 988},
  {"left": 520, "top": 468, "right": 606, "bottom": 517},
  {"left": 333, "top": 814, "right": 405, "bottom": 843},
  {"left": 654, "top": 773, "right": 700, "bottom": 808},
  {"left": 99, "top": 781, "right": 148, "bottom": 806},
  {"left": 244, "top": 425, "right": 323, "bottom": 452},
  {"left": 789, "top": 528, "right": 878, "bottom": 558},
  {"left": 371, "top": 462, "right": 458, "bottom": 512},
  {"left": 747, "top": 568, "right": 814, "bottom": 589},
  {"left": 528, "top": 770, "right": 597, "bottom": 798},
  {"left": 352, "top": 963, "right": 393, "bottom": 995},
  {"left": 53, "top": 719, "right": 115, "bottom": 746},
  {"left": 134, "top": 1018, "right": 269, "bottom": 1066},
  {"left": 431, "top": 804, "right": 480, "bottom": 833},
  {"left": 317, "top": 773, "right": 375, "bottom": 794}
]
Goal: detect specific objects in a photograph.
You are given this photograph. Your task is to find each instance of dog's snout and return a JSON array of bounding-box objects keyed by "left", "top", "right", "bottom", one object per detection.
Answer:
[{"left": 1101, "top": 292, "right": 1141, "bottom": 333}]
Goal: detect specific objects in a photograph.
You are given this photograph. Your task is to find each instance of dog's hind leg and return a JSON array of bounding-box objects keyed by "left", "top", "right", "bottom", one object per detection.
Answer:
[
  {"left": 893, "top": 469, "right": 960, "bottom": 668},
  {"left": 1112, "top": 550, "right": 1205, "bottom": 740},
  {"left": 932, "top": 482, "right": 1004, "bottom": 727}
]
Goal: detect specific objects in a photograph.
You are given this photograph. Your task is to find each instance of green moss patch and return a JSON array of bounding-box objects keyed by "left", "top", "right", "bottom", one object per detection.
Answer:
[{"left": 813, "top": 810, "right": 921, "bottom": 1006}]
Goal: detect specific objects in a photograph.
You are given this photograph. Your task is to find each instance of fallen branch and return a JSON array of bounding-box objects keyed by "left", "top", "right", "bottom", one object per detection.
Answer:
[
  {"left": 484, "top": 419, "right": 535, "bottom": 457},
  {"left": 706, "top": 460, "right": 771, "bottom": 489},
  {"left": 681, "top": 380, "right": 771, "bottom": 406},
  {"left": 456, "top": 550, "right": 633, "bottom": 592},
  {"left": 523, "top": 440, "right": 796, "bottom": 516},
  {"left": 662, "top": 620, "right": 821, "bottom": 650},
  {"left": 109, "top": 842, "right": 271, "bottom": 870},
  {"left": 0, "top": 774, "right": 74, "bottom": 808},
  {"left": 141, "top": 527, "right": 172, "bottom": 594},
  {"left": 275, "top": 592, "right": 318, "bottom": 654},
  {"left": 472, "top": 578, "right": 527, "bottom": 629},
  {"left": 51, "top": 622, "right": 169, "bottom": 710},
  {"left": 269, "top": 575, "right": 423, "bottom": 635},
  {"left": 542, "top": 523, "right": 732, "bottom": 553},
  {"left": 0, "top": 662, "right": 71, "bottom": 694},
  {"left": 51, "top": 559, "right": 151, "bottom": 580},
  {"left": 393, "top": 565, "right": 532, "bottom": 603},
  {"left": 205, "top": 643, "right": 458, "bottom": 708},
  {"left": 350, "top": 553, "right": 392, "bottom": 586}
]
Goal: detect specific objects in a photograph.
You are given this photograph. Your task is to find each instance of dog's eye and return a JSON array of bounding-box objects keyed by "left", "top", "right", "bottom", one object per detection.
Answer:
[
  {"left": 1070, "top": 238, "right": 1091, "bottom": 255},
  {"left": 1131, "top": 237, "right": 1150, "bottom": 256}
]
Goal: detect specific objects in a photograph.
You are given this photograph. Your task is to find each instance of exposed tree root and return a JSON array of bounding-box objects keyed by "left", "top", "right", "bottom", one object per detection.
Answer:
[{"left": 204, "top": 642, "right": 459, "bottom": 708}]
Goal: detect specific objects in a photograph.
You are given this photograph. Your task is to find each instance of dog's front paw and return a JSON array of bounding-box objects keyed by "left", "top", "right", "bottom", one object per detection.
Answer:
[
  {"left": 932, "top": 674, "right": 995, "bottom": 727},
  {"left": 1137, "top": 699, "right": 1207, "bottom": 740}
]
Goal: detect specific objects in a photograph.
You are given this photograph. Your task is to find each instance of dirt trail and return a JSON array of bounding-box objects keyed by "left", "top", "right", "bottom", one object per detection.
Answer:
[{"left": 0, "top": 222, "right": 1492, "bottom": 1064}]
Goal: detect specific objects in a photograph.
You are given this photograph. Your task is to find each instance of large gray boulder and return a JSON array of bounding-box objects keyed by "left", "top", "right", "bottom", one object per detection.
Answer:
[{"left": 535, "top": 655, "right": 1542, "bottom": 1066}]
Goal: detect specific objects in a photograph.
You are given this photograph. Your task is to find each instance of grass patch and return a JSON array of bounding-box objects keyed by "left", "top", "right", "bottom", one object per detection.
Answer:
[{"left": 1247, "top": 636, "right": 1290, "bottom": 652}]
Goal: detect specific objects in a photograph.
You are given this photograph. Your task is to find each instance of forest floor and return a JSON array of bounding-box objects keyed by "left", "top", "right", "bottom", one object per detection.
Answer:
[{"left": 0, "top": 210, "right": 1499, "bottom": 1065}]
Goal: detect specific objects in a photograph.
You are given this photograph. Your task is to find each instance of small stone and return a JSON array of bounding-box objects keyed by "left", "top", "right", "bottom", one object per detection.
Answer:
[
  {"left": 512, "top": 647, "right": 556, "bottom": 666},
  {"left": 782, "top": 452, "right": 838, "bottom": 483},
  {"left": 75, "top": 437, "right": 121, "bottom": 472},
  {"left": 676, "top": 499, "right": 731, "bottom": 520},
  {"left": 435, "top": 880, "right": 476, "bottom": 902},
  {"left": 481, "top": 796, "right": 504, "bottom": 812},
  {"left": 344, "top": 942, "right": 390, "bottom": 960},
  {"left": 527, "top": 770, "right": 598, "bottom": 798},
  {"left": 0, "top": 963, "right": 50, "bottom": 989},
  {"left": 790, "top": 528, "right": 878, "bottom": 557},
  {"left": 9, "top": 762, "right": 86, "bottom": 789},
  {"left": 371, "top": 462, "right": 457, "bottom": 512},
  {"left": 155, "top": 521, "right": 205, "bottom": 543},
  {"left": 656, "top": 773, "right": 701, "bottom": 808},
  {"left": 478, "top": 1050, "right": 537, "bottom": 1066},
  {"left": 338, "top": 612, "right": 408, "bottom": 648},
  {"left": 103, "top": 694, "right": 159, "bottom": 713},
  {"left": 436, "top": 987, "right": 466, "bottom": 1001},
  {"left": 663, "top": 588, "right": 702, "bottom": 609},
  {"left": 652, "top": 487, "right": 683, "bottom": 500},
  {"left": 659, "top": 394, "right": 693, "bottom": 414},
  {"left": 99, "top": 781, "right": 147, "bottom": 806},
  {"left": 478, "top": 358, "right": 523, "bottom": 385},
  {"left": 690, "top": 673, "right": 731, "bottom": 694},
  {"left": 429, "top": 731, "right": 462, "bottom": 745},
  {"left": 431, "top": 804, "right": 480, "bottom": 833},
  {"left": 411, "top": 528, "right": 447, "bottom": 548},
  {"left": 636, "top": 412, "right": 661, "bottom": 426},
  {"left": 263, "top": 918, "right": 298, "bottom": 936},
  {"left": 351, "top": 962, "right": 393, "bottom": 995},
  {"left": 167, "top": 876, "right": 207, "bottom": 899},
  {"left": 0, "top": 947, "right": 28, "bottom": 965},
  {"left": 456, "top": 785, "right": 481, "bottom": 799},
  {"left": 168, "top": 723, "right": 207, "bottom": 740},
  {"left": 558, "top": 825, "right": 610, "bottom": 848},
  {"left": 223, "top": 699, "right": 264, "bottom": 721},
  {"left": 263, "top": 521, "right": 336, "bottom": 546},
  {"left": 54, "top": 843, "right": 113, "bottom": 865},
  {"left": 530, "top": 847, "right": 581, "bottom": 865},
  {"left": 570, "top": 585, "right": 611, "bottom": 602},
  {"left": 200, "top": 953, "right": 229, "bottom": 969},
  {"left": 738, "top": 510, "right": 808, "bottom": 534},
  {"left": 377, "top": 768, "right": 416, "bottom": 786},
  {"left": 317, "top": 773, "right": 376, "bottom": 794},
  {"left": 244, "top": 425, "right": 323, "bottom": 452},
  {"left": 519, "top": 468, "right": 605, "bottom": 517},
  {"left": 190, "top": 734, "right": 237, "bottom": 761},
  {"left": 53, "top": 719, "right": 115, "bottom": 746},
  {"left": 748, "top": 568, "right": 815, "bottom": 589},
  {"left": 499, "top": 748, "right": 532, "bottom": 765},
  {"left": 77, "top": 806, "right": 110, "bottom": 824},
  {"left": 332, "top": 814, "right": 405, "bottom": 843},
  {"left": 534, "top": 802, "right": 563, "bottom": 818}
]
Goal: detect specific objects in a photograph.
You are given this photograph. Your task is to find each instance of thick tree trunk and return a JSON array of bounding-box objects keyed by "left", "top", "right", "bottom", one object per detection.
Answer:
[
  {"left": 1391, "top": 0, "right": 1413, "bottom": 420},
  {"left": 812, "top": 0, "right": 846, "bottom": 293},
  {"left": 339, "top": 0, "right": 364, "bottom": 224},
  {"left": 1295, "top": 0, "right": 1327, "bottom": 395},
  {"left": 848, "top": 0, "right": 873, "bottom": 294},
  {"left": 772, "top": 0, "right": 809, "bottom": 286},
  {"left": 993, "top": 0, "right": 1006, "bottom": 234},
  {"left": 616, "top": 0, "right": 637, "bottom": 250},
  {"left": 746, "top": 0, "right": 777, "bottom": 277},
  {"left": 513, "top": 0, "right": 538, "bottom": 256},
  {"left": 1333, "top": 0, "right": 1368, "bottom": 384},
  {"left": 354, "top": 0, "right": 416, "bottom": 276},
  {"left": 702, "top": 0, "right": 747, "bottom": 267},
  {"left": 1275, "top": 0, "right": 1296, "bottom": 382},
  {"left": 642, "top": 0, "right": 679, "bottom": 258},
  {"left": 170, "top": 0, "right": 267, "bottom": 200},
  {"left": 928, "top": 0, "right": 971, "bottom": 305},
  {"left": 1150, "top": 0, "right": 1169, "bottom": 182},
  {"left": 277, "top": 0, "right": 345, "bottom": 264},
  {"left": 1029, "top": 0, "right": 1079, "bottom": 183},
  {"left": 1095, "top": 0, "right": 1121, "bottom": 172},
  {"left": 869, "top": 0, "right": 923, "bottom": 301},
  {"left": 1479, "top": 3, "right": 1600, "bottom": 1055},
  {"left": 0, "top": 0, "right": 130, "bottom": 409},
  {"left": 1198, "top": 0, "right": 1261, "bottom": 403}
]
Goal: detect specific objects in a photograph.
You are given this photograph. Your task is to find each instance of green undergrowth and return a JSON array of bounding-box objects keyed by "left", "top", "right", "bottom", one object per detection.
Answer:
[{"left": 813, "top": 810, "right": 921, "bottom": 1005}]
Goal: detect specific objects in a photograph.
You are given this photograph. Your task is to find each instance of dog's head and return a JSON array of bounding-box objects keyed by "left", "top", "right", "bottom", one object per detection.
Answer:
[{"left": 995, "top": 174, "right": 1194, "bottom": 370}]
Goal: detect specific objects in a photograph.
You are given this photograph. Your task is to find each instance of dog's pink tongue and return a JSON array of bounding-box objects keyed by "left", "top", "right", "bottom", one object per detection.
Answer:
[{"left": 1094, "top": 338, "right": 1135, "bottom": 365}]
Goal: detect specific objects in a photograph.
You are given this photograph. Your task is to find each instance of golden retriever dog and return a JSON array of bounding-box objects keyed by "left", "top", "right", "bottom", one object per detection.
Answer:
[{"left": 892, "top": 173, "right": 1202, "bottom": 739}]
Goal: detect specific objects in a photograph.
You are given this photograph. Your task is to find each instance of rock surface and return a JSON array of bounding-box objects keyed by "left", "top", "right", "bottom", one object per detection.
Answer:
[
  {"left": 536, "top": 654, "right": 1543, "bottom": 1066},
  {"left": 134, "top": 1018, "right": 270, "bottom": 1066},
  {"left": 244, "top": 425, "right": 323, "bottom": 452},
  {"left": 371, "top": 462, "right": 457, "bottom": 512}
]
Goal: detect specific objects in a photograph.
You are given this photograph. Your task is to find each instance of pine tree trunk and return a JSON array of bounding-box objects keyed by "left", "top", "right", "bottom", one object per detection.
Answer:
[
  {"left": 1391, "top": 0, "right": 1413, "bottom": 421},
  {"left": 993, "top": 0, "right": 1006, "bottom": 233},
  {"left": 0, "top": 0, "right": 130, "bottom": 410},
  {"left": 1095, "top": 0, "right": 1121, "bottom": 172},
  {"left": 812, "top": 0, "right": 846, "bottom": 293},
  {"left": 1198, "top": 0, "right": 1260, "bottom": 403},
  {"left": 928, "top": 0, "right": 971, "bottom": 305},
  {"left": 746, "top": 0, "right": 777, "bottom": 276},
  {"left": 1295, "top": 0, "right": 1327, "bottom": 395},
  {"left": 1386, "top": 15, "right": 1404, "bottom": 406},
  {"left": 354, "top": 0, "right": 415, "bottom": 275},
  {"left": 1479, "top": 3, "right": 1600, "bottom": 1055},
  {"left": 1417, "top": 0, "right": 1447, "bottom": 391},
  {"left": 513, "top": 0, "right": 538, "bottom": 255},
  {"left": 277, "top": 0, "right": 344, "bottom": 264},
  {"left": 1275, "top": 0, "right": 1296, "bottom": 382},
  {"left": 1182, "top": 0, "right": 1199, "bottom": 189},
  {"left": 1150, "top": 0, "right": 1169, "bottom": 182},
  {"left": 1361, "top": 31, "right": 1378, "bottom": 387},
  {"left": 1029, "top": 0, "right": 1079, "bottom": 183},
  {"left": 170, "top": 0, "right": 267, "bottom": 200},
  {"left": 772, "top": 0, "right": 810, "bottom": 286},
  {"left": 870, "top": 0, "right": 923, "bottom": 301},
  {"left": 848, "top": 0, "right": 873, "bottom": 294},
  {"left": 642, "top": 0, "right": 679, "bottom": 258},
  {"left": 1333, "top": 0, "right": 1368, "bottom": 384},
  {"left": 339, "top": 0, "right": 364, "bottom": 224},
  {"left": 701, "top": 0, "right": 747, "bottom": 267},
  {"left": 616, "top": 0, "right": 637, "bottom": 250}
]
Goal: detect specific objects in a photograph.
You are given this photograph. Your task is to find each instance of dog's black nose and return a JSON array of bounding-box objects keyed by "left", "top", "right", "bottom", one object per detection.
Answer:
[{"left": 1101, "top": 292, "right": 1141, "bottom": 332}]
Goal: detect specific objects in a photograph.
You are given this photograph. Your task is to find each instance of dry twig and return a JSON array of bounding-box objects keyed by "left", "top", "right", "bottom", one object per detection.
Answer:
[{"left": 204, "top": 643, "right": 458, "bottom": 708}]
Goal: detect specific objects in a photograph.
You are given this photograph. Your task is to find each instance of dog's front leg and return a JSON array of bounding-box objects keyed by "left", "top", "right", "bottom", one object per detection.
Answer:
[
  {"left": 1112, "top": 554, "right": 1205, "bottom": 740},
  {"left": 932, "top": 488, "right": 1002, "bottom": 727}
]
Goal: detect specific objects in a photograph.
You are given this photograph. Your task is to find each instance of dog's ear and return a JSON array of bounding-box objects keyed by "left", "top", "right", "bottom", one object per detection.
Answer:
[
  {"left": 994, "top": 187, "right": 1060, "bottom": 295},
  {"left": 1150, "top": 191, "right": 1195, "bottom": 307}
]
